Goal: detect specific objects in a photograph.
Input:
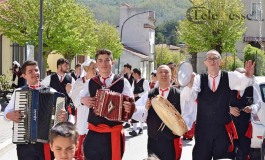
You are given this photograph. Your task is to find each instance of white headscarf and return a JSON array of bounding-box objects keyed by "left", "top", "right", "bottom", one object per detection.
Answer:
[
  {"left": 12, "top": 61, "right": 20, "bottom": 67},
  {"left": 80, "top": 59, "right": 95, "bottom": 77}
]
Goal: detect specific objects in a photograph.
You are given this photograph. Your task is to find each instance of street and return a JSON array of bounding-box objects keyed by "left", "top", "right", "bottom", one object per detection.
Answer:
[{"left": 0, "top": 125, "right": 194, "bottom": 160}]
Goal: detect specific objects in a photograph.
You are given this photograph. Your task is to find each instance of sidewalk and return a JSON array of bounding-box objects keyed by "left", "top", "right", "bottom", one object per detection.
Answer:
[{"left": 0, "top": 112, "right": 13, "bottom": 153}]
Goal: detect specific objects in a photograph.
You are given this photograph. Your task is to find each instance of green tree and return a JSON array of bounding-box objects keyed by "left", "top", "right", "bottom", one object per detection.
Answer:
[
  {"left": 156, "top": 20, "right": 179, "bottom": 45},
  {"left": 155, "top": 45, "right": 186, "bottom": 67},
  {"left": 220, "top": 55, "right": 244, "bottom": 71},
  {"left": 243, "top": 44, "right": 265, "bottom": 76},
  {"left": 94, "top": 22, "right": 123, "bottom": 59},
  {"left": 0, "top": 0, "right": 97, "bottom": 62},
  {"left": 178, "top": 0, "right": 246, "bottom": 71}
]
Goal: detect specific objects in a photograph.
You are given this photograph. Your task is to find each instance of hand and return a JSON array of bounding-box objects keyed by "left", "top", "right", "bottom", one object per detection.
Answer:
[
  {"left": 123, "top": 101, "right": 133, "bottom": 113},
  {"left": 145, "top": 98, "right": 151, "bottom": 110},
  {"left": 230, "top": 106, "right": 240, "bottom": 117},
  {"left": 242, "top": 106, "right": 252, "bottom": 113},
  {"left": 81, "top": 96, "right": 95, "bottom": 108},
  {"left": 57, "top": 110, "right": 68, "bottom": 122},
  {"left": 134, "top": 94, "right": 139, "bottom": 98},
  {"left": 65, "top": 83, "right": 72, "bottom": 93},
  {"left": 6, "top": 110, "right": 23, "bottom": 123},
  {"left": 245, "top": 60, "right": 255, "bottom": 77},
  {"left": 187, "top": 73, "right": 196, "bottom": 88}
]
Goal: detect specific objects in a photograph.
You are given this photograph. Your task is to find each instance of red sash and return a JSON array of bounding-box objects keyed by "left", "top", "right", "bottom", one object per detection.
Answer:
[
  {"left": 88, "top": 124, "right": 124, "bottom": 160},
  {"left": 173, "top": 138, "right": 182, "bottom": 160},
  {"left": 225, "top": 121, "right": 238, "bottom": 152},
  {"left": 75, "top": 134, "right": 86, "bottom": 160},
  {"left": 245, "top": 122, "right": 252, "bottom": 139},
  {"left": 43, "top": 143, "right": 51, "bottom": 160}
]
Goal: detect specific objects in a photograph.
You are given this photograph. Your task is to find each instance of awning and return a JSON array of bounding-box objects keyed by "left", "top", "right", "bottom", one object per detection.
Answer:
[{"left": 244, "top": 36, "right": 265, "bottom": 42}]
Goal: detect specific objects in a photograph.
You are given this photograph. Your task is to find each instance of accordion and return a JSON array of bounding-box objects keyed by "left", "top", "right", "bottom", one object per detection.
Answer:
[
  {"left": 94, "top": 89, "right": 135, "bottom": 121},
  {"left": 12, "top": 89, "right": 65, "bottom": 144}
]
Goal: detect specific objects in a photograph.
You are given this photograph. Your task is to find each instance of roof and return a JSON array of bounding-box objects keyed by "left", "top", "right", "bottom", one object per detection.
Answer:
[{"left": 123, "top": 45, "right": 149, "bottom": 59}]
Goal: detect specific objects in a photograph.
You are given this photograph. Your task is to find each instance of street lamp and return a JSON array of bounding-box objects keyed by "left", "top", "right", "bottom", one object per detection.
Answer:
[
  {"left": 38, "top": 0, "right": 43, "bottom": 78},
  {"left": 118, "top": 10, "right": 154, "bottom": 73}
]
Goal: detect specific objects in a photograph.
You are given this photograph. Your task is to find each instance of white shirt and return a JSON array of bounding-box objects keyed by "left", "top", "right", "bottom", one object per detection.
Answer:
[
  {"left": 79, "top": 74, "right": 134, "bottom": 108},
  {"left": 4, "top": 86, "right": 57, "bottom": 121},
  {"left": 42, "top": 74, "right": 75, "bottom": 87},
  {"left": 131, "top": 87, "right": 195, "bottom": 130},
  {"left": 131, "top": 78, "right": 150, "bottom": 97},
  {"left": 236, "top": 78, "right": 261, "bottom": 114}
]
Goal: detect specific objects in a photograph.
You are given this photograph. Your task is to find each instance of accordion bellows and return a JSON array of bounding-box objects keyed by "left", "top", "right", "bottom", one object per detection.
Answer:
[
  {"left": 151, "top": 95, "right": 188, "bottom": 136},
  {"left": 94, "top": 89, "right": 135, "bottom": 122}
]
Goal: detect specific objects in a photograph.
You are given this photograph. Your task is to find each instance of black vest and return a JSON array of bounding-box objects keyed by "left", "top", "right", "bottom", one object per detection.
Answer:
[
  {"left": 124, "top": 73, "right": 134, "bottom": 86},
  {"left": 134, "top": 78, "right": 145, "bottom": 101},
  {"left": 197, "top": 71, "right": 231, "bottom": 125},
  {"left": 71, "top": 72, "right": 79, "bottom": 80},
  {"left": 230, "top": 86, "right": 253, "bottom": 124},
  {"left": 88, "top": 75, "right": 124, "bottom": 127},
  {"left": 147, "top": 87, "right": 181, "bottom": 140},
  {"left": 50, "top": 74, "right": 72, "bottom": 105}
]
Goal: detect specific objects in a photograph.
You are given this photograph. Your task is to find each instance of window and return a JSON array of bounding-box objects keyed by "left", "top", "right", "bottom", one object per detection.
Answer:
[
  {"left": 12, "top": 43, "right": 26, "bottom": 65},
  {"left": 260, "top": 84, "right": 265, "bottom": 103},
  {"left": 252, "top": 2, "right": 262, "bottom": 20}
]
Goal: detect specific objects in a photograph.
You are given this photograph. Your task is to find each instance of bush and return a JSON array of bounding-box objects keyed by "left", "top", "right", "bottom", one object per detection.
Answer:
[
  {"left": 0, "top": 74, "right": 11, "bottom": 90},
  {"left": 220, "top": 55, "right": 244, "bottom": 71},
  {"left": 244, "top": 44, "right": 265, "bottom": 76}
]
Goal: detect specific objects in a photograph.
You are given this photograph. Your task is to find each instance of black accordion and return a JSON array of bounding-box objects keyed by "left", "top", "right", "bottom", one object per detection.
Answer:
[{"left": 12, "top": 88, "right": 65, "bottom": 144}]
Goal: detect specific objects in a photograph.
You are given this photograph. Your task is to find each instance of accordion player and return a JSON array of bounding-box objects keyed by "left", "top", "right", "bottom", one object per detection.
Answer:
[
  {"left": 94, "top": 89, "right": 135, "bottom": 121},
  {"left": 12, "top": 88, "right": 65, "bottom": 144}
]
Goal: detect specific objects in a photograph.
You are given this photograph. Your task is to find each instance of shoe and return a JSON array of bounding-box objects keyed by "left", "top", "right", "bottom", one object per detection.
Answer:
[
  {"left": 138, "top": 128, "right": 143, "bottom": 134},
  {"left": 129, "top": 130, "right": 138, "bottom": 136},
  {"left": 123, "top": 123, "right": 130, "bottom": 129}
]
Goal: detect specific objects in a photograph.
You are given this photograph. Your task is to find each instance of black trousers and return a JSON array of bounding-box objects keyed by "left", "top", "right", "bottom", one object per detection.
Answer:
[
  {"left": 233, "top": 122, "right": 251, "bottom": 160},
  {"left": 147, "top": 136, "right": 176, "bottom": 160},
  {"left": 83, "top": 130, "right": 124, "bottom": 160},
  {"left": 17, "top": 143, "right": 54, "bottom": 160},
  {"left": 192, "top": 123, "right": 232, "bottom": 160}
]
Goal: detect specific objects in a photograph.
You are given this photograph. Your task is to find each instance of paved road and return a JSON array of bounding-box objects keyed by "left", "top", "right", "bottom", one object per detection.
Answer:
[{"left": 0, "top": 125, "right": 194, "bottom": 160}]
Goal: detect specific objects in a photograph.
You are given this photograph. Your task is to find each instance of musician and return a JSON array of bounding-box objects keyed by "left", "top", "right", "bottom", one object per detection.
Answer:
[
  {"left": 149, "top": 71, "right": 157, "bottom": 89},
  {"left": 79, "top": 49, "right": 134, "bottom": 160},
  {"left": 121, "top": 63, "right": 134, "bottom": 129},
  {"left": 71, "top": 63, "right": 81, "bottom": 80},
  {"left": 4, "top": 60, "right": 68, "bottom": 160},
  {"left": 66, "top": 59, "right": 97, "bottom": 160},
  {"left": 50, "top": 122, "right": 79, "bottom": 160},
  {"left": 132, "top": 65, "right": 187, "bottom": 160},
  {"left": 11, "top": 61, "right": 26, "bottom": 88},
  {"left": 229, "top": 68, "right": 261, "bottom": 160},
  {"left": 122, "top": 63, "right": 134, "bottom": 86},
  {"left": 181, "top": 50, "right": 255, "bottom": 160},
  {"left": 129, "top": 68, "right": 150, "bottom": 136},
  {"left": 42, "top": 58, "right": 75, "bottom": 118}
]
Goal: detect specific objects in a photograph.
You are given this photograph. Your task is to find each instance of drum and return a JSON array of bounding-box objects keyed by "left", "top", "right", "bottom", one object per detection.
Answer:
[
  {"left": 174, "top": 61, "right": 193, "bottom": 87},
  {"left": 151, "top": 95, "right": 188, "bottom": 136}
]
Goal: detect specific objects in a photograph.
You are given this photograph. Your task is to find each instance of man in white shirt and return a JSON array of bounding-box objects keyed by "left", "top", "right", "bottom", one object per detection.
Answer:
[{"left": 181, "top": 50, "right": 255, "bottom": 160}]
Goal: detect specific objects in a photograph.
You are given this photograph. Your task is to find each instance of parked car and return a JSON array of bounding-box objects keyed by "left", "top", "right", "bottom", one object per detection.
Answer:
[{"left": 250, "top": 76, "right": 265, "bottom": 159}]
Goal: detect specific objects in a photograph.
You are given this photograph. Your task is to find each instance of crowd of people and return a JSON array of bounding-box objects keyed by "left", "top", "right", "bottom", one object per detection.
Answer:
[{"left": 3, "top": 48, "right": 262, "bottom": 160}]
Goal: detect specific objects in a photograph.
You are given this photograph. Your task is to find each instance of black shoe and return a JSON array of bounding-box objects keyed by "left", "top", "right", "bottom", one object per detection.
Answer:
[
  {"left": 138, "top": 128, "right": 143, "bottom": 134},
  {"left": 123, "top": 123, "right": 130, "bottom": 129},
  {"left": 129, "top": 130, "right": 138, "bottom": 136}
]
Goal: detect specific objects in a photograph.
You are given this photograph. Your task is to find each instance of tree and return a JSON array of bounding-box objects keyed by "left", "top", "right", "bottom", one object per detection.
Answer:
[
  {"left": 155, "top": 45, "right": 186, "bottom": 67},
  {"left": 178, "top": 0, "right": 246, "bottom": 71},
  {"left": 155, "top": 20, "right": 179, "bottom": 45},
  {"left": 220, "top": 55, "right": 244, "bottom": 71},
  {"left": 94, "top": 22, "right": 123, "bottom": 60},
  {"left": 243, "top": 44, "right": 265, "bottom": 76},
  {"left": 0, "top": 0, "right": 97, "bottom": 62}
]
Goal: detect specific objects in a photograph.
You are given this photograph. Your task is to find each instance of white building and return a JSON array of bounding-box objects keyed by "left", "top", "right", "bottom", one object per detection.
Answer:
[{"left": 118, "top": 4, "right": 156, "bottom": 79}]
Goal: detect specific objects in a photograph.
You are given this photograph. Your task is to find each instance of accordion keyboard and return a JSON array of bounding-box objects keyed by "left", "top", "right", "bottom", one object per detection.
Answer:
[{"left": 13, "top": 91, "right": 30, "bottom": 143}]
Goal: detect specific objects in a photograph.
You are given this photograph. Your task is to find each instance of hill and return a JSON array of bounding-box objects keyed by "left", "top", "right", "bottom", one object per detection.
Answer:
[{"left": 77, "top": 0, "right": 191, "bottom": 25}]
